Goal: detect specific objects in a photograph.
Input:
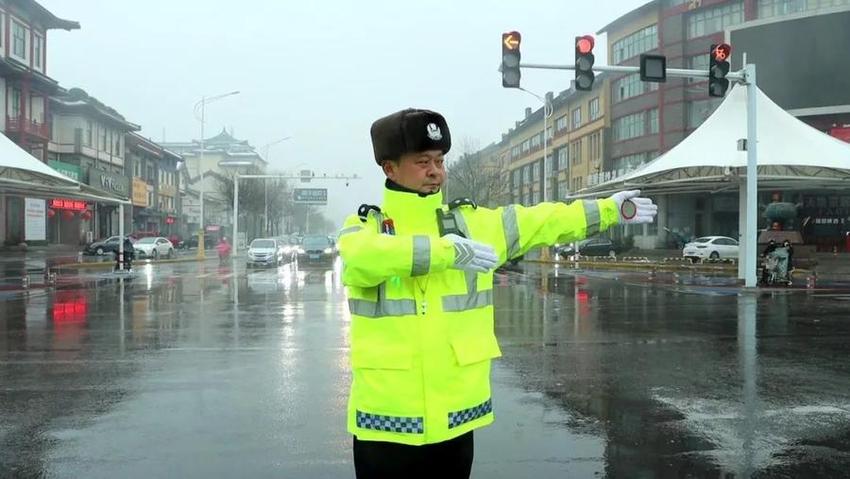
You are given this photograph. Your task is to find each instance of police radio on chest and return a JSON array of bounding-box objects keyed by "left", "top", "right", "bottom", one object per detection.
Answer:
[{"left": 436, "top": 208, "right": 464, "bottom": 238}]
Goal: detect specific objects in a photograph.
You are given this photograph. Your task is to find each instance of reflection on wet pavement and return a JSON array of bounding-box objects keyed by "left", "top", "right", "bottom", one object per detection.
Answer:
[{"left": 1, "top": 259, "right": 850, "bottom": 478}]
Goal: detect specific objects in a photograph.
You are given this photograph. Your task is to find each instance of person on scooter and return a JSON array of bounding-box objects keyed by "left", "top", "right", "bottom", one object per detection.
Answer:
[
  {"left": 783, "top": 240, "right": 794, "bottom": 272},
  {"left": 114, "top": 237, "right": 135, "bottom": 271},
  {"left": 760, "top": 240, "right": 777, "bottom": 285},
  {"left": 216, "top": 237, "right": 232, "bottom": 262}
]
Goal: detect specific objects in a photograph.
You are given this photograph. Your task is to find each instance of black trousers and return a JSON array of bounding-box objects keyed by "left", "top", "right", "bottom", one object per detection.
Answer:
[{"left": 353, "top": 431, "right": 474, "bottom": 479}]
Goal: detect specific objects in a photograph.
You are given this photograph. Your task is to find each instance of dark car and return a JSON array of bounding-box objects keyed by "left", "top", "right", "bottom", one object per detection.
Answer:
[
  {"left": 297, "top": 234, "right": 336, "bottom": 267},
  {"left": 555, "top": 237, "right": 620, "bottom": 259},
  {"left": 83, "top": 236, "right": 132, "bottom": 256},
  {"left": 182, "top": 233, "right": 216, "bottom": 250}
]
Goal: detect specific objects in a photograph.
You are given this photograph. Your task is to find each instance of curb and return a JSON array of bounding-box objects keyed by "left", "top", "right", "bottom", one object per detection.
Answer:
[
  {"left": 527, "top": 259, "right": 815, "bottom": 276},
  {"left": 52, "top": 256, "right": 211, "bottom": 271}
]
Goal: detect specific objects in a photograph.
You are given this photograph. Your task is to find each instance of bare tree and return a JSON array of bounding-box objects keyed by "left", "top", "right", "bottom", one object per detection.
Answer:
[
  {"left": 217, "top": 166, "right": 292, "bottom": 239},
  {"left": 217, "top": 169, "right": 339, "bottom": 236},
  {"left": 446, "top": 137, "right": 510, "bottom": 207}
]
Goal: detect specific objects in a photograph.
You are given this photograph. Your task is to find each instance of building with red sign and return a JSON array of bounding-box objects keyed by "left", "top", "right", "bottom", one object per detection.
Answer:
[
  {"left": 46, "top": 86, "right": 139, "bottom": 244},
  {"left": 0, "top": 0, "right": 79, "bottom": 246},
  {"left": 126, "top": 132, "right": 183, "bottom": 242}
]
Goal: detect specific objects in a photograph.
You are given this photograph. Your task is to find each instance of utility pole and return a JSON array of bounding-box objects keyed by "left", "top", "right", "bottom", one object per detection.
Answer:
[{"left": 193, "top": 90, "right": 239, "bottom": 259}]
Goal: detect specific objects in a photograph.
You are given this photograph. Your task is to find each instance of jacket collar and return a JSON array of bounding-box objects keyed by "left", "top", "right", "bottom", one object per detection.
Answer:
[{"left": 382, "top": 180, "right": 443, "bottom": 219}]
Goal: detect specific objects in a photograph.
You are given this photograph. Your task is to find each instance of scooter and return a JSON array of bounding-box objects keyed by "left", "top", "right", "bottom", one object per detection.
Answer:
[
  {"left": 759, "top": 247, "right": 791, "bottom": 286},
  {"left": 113, "top": 250, "right": 134, "bottom": 272}
]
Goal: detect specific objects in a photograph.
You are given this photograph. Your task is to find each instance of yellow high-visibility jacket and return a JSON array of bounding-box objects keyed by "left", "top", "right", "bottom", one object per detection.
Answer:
[{"left": 339, "top": 186, "right": 619, "bottom": 445}]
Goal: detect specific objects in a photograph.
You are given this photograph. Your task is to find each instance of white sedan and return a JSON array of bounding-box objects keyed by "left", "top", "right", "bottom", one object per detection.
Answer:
[
  {"left": 682, "top": 236, "right": 739, "bottom": 262},
  {"left": 134, "top": 237, "right": 175, "bottom": 260}
]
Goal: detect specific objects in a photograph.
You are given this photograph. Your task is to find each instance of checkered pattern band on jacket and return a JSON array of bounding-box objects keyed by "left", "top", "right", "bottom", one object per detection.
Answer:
[
  {"left": 356, "top": 410, "right": 425, "bottom": 434},
  {"left": 448, "top": 398, "right": 493, "bottom": 429}
]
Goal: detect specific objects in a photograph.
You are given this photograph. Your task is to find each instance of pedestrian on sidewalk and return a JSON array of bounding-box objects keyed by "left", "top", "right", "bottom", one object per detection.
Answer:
[{"left": 337, "top": 108, "right": 658, "bottom": 478}]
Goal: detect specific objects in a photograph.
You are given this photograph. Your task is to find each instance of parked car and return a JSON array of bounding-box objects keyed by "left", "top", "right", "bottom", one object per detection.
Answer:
[
  {"left": 83, "top": 236, "right": 135, "bottom": 256},
  {"left": 682, "top": 236, "right": 739, "bottom": 262},
  {"left": 297, "top": 234, "right": 336, "bottom": 267},
  {"left": 134, "top": 237, "right": 175, "bottom": 259},
  {"left": 556, "top": 237, "right": 620, "bottom": 258},
  {"left": 247, "top": 238, "right": 284, "bottom": 268}
]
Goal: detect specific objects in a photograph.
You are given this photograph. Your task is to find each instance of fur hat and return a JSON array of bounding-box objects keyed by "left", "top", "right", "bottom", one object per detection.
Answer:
[{"left": 370, "top": 108, "right": 451, "bottom": 165}]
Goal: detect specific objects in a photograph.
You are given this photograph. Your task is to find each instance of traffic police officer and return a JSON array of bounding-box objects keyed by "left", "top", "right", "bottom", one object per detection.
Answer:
[{"left": 338, "top": 108, "right": 657, "bottom": 478}]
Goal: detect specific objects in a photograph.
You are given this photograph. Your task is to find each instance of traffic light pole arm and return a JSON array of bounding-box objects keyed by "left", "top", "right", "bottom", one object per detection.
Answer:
[
  {"left": 519, "top": 62, "right": 747, "bottom": 82},
  {"left": 237, "top": 175, "right": 359, "bottom": 180}
]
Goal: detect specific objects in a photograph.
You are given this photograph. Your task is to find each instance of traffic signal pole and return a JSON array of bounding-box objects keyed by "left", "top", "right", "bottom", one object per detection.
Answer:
[
  {"left": 513, "top": 59, "right": 758, "bottom": 286},
  {"left": 744, "top": 63, "right": 758, "bottom": 287},
  {"left": 518, "top": 62, "right": 747, "bottom": 82}
]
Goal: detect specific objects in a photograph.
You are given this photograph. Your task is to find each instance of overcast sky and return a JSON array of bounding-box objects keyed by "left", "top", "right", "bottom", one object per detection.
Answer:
[{"left": 41, "top": 0, "right": 646, "bottom": 227}]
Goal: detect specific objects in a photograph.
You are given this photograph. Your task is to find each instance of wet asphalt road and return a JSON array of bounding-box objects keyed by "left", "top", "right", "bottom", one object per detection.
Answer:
[{"left": 2, "top": 259, "right": 850, "bottom": 478}]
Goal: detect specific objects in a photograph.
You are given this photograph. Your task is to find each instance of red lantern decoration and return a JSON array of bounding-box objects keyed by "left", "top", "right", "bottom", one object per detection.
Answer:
[
  {"left": 47, "top": 209, "right": 56, "bottom": 218},
  {"left": 81, "top": 211, "right": 92, "bottom": 221}
]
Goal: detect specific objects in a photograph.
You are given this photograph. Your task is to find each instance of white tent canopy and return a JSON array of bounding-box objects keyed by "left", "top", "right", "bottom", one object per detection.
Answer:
[
  {"left": 0, "top": 130, "right": 128, "bottom": 204},
  {"left": 573, "top": 85, "right": 850, "bottom": 198}
]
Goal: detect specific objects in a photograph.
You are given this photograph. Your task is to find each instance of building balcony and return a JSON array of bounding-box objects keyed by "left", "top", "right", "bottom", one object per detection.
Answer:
[{"left": 6, "top": 117, "right": 50, "bottom": 140}]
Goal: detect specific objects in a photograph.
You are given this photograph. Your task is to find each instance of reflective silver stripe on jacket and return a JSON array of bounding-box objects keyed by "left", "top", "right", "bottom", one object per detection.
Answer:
[
  {"left": 371, "top": 211, "right": 384, "bottom": 228},
  {"left": 442, "top": 289, "right": 493, "bottom": 313},
  {"left": 411, "top": 235, "right": 430, "bottom": 277},
  {"left": 583, "top": 200, "right": 600, "bottom": 237},
  {"left": 452, "top": 211, "right": 478, "bottom": 294},
  {"left": 348, "top": 210, "right": 419, "bottom": 318},
  {"left": 441, "top": 208, "right": 494, "bottom": 313},
  {"left": 501, "top": 205, "right": 520, "bottom": 259},
  {"left": 349, "top": 282, "right": 417, "bottom": 318},
  {"left": 338, "top": 225, "right": 362, "bottom": 237}
]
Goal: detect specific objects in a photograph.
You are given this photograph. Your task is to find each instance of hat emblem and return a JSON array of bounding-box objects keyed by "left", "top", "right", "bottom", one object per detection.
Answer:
[{"left": 426, "top": 123, "right": 442, "bottom": 141}]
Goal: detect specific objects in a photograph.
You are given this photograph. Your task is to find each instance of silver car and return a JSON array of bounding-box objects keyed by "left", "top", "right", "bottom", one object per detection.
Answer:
[
  {"left": 134, "top": 237, "right": 175, "bottom": 259},
  {"left": 247, "top": 238, "right": 284, "bottom": 268}
]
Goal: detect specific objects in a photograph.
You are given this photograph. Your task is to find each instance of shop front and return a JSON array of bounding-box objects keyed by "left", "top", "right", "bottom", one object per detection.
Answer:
[
  {"left": 46, "top": 198, "right": 90, "bottom": 245},
  {"left": 86, "top": 169, "right": 130, "bottom": 240}
]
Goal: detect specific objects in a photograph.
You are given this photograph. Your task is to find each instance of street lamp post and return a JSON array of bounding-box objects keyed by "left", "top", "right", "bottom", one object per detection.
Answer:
[
  {"left": 194, "top": 90, "right": 239, "bottom": 259},
  {"left": 261, "top": 136, "right": 292, "bottom": 236},
  {"left": 519, "top": 88, "right": 554, "bottom": 260}
]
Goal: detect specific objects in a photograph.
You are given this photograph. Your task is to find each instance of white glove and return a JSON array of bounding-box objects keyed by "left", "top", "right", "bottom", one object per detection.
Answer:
[
  {"left": 609, "top": 190, "right": 658, "bottom": 224},
  {"left": 444, "top": 234, "right": 499, "bottom": 273}
]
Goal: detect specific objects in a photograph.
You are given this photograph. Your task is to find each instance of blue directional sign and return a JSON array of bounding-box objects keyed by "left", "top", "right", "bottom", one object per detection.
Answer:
[{"left": 293, "top": 188, "right": 327, "bottom": 205}]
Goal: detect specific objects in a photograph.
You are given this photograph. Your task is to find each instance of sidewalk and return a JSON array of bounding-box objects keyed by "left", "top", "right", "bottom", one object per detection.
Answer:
[{"left": 535, "top": 248, "right": 850, "bottom": 279}]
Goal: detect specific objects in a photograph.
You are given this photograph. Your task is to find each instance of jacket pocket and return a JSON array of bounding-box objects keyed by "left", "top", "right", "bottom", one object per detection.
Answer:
[
  {"left": 451, "top": 333, "right": 502, "bottom": 367},
  {"left": 351, "top": 346, "right": 413, "bottom": 370}
]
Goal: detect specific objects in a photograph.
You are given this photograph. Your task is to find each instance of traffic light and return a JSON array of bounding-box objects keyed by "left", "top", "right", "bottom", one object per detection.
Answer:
[
  {"left": 640, "top": 54, "right": 667, "bottom": 83},
  {"left": 709, "top": 43, "right": 731, "bottom": 97},
  {"left": 575, "top": 35, "right": 595, "bottom": 91},
  {"left": 501, "top": 31, "right": 521, "bottom": 88}
]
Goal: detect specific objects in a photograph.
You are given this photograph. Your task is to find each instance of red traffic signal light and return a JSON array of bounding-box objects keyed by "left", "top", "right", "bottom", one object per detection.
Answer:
[
  {"left": 712, "top": 43, "right": 731, "bottom": 62},
  {"left": 575, "top": 35, "right": 596, "bottom": 91},
  {"left": 576, "top": 35, "right": 594, "bottom": 55},
  {"left": 709, "top": 43, "right": 731, "bottom": 97}
]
